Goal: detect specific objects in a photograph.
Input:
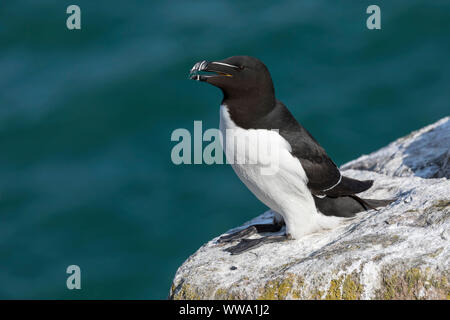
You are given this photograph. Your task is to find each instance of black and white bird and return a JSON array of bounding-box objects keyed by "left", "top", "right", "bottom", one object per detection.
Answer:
[{"left": 190, "top": 56, "right": 393, "bottom": 254}]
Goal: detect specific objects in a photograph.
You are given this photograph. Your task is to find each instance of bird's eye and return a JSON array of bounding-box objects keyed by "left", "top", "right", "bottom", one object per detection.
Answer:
[{"left": 239, "top": 65, "right": 245, "bottom": 70}]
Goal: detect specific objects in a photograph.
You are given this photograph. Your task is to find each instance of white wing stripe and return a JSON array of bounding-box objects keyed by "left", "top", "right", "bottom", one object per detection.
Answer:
[{"left": 321, "top": 173, "right": 342, "bottom": 192}]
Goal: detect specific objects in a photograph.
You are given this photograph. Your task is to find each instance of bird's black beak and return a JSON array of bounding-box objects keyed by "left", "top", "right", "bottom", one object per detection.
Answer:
[{"left": 189, "top": 60, "right": 239, "bottom": 82}]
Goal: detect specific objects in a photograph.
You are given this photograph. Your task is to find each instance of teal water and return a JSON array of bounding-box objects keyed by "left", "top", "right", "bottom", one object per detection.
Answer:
[{"left": 0, "top": 1, "right": 449, "bottom": 299}]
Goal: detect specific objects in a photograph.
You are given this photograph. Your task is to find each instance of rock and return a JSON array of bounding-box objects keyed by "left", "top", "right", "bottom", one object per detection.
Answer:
[
  {"left": 341, "top": 117, "right": 450, "bottom": 179},
  {"left": 169, "top": 117, "right": 450, "bottom": 300}
]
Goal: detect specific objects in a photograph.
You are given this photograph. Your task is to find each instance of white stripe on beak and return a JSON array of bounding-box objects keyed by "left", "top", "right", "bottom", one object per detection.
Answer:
[{"left": 210, "top": 62, "right": 239, "bottom": 69}]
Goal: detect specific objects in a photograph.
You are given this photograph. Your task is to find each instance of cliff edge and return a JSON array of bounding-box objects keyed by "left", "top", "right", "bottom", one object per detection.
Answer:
[{"left": 170, "top": 117, "right": 450, "bottom": 300}]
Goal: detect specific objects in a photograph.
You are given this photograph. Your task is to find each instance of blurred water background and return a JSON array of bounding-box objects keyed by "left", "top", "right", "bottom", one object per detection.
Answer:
[{"left": 0, "top": 0, "right": 449, "bottom": 298}]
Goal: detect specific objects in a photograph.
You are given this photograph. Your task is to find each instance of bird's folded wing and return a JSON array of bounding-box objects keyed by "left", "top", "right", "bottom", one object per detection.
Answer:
[
  {"left": 269, "top": 100, "right": 374, "bottom": 196},
  {"left": 321, "top": 176, "right": 374, "bottom": 197},
  {"left": 297, "top": 154, "right": 342, "bottom": 193},
  {"left": 292, "top": 145, "right": 373, "bottom": 196}
]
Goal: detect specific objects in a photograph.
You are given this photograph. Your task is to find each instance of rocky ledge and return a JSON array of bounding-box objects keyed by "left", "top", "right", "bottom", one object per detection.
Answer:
[{"left": 170, "top": 117, "right": 450, "bottom": 300}]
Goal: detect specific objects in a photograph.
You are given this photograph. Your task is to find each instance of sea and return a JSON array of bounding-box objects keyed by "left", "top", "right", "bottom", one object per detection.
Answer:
[{"left": 0, "top": 0, "right": 449, "bottom": 298}]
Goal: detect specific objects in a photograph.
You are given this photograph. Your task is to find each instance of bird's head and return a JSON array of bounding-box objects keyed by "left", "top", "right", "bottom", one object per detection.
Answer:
[{"left": 189, "top": 56, "right": 274, "bottom": 100}]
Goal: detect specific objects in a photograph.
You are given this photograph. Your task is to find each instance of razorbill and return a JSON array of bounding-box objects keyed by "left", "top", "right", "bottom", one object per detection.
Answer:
[{"left": 189, "top": 56, "right": 394, "bottom": 255}]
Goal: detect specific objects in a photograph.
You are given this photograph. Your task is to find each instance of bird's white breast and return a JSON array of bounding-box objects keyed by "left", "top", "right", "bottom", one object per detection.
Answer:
[{"left": 219, "top": 104, "right": 343, "bottom": 238}]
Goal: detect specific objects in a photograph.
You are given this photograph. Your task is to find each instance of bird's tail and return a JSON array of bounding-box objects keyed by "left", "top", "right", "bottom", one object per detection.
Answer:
[{"left": 313, "top": 195, "right": 396, "bottom": 218}]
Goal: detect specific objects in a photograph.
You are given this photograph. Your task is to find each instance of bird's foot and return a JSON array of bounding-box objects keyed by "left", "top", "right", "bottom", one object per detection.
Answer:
[
  {"left": 224, "top": 234, "right": 289, "bottom": 255},
  {"left": 217, "top": 223, "right": 283, "bottom": 244}
]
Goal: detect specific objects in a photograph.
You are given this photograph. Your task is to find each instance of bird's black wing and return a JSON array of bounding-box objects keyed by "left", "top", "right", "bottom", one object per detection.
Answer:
[
  {"left": 288, "top": 129, "right": 374, "bottom": 196},
  {"left": 258, "top": 100, "right": 373, "bottom": 195},
  {"left": 280, "top": 123, "right": 343, "bottom": 193}
]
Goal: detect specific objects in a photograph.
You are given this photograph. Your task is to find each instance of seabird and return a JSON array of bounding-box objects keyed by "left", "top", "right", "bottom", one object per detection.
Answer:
[{"left": 189, "top": 56, "right": 394, "bottom": 254}]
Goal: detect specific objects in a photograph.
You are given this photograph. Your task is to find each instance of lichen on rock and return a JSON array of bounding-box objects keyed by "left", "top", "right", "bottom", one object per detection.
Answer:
[{"left": 169, "top": 117, "right": 450, "bottom": 300}]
